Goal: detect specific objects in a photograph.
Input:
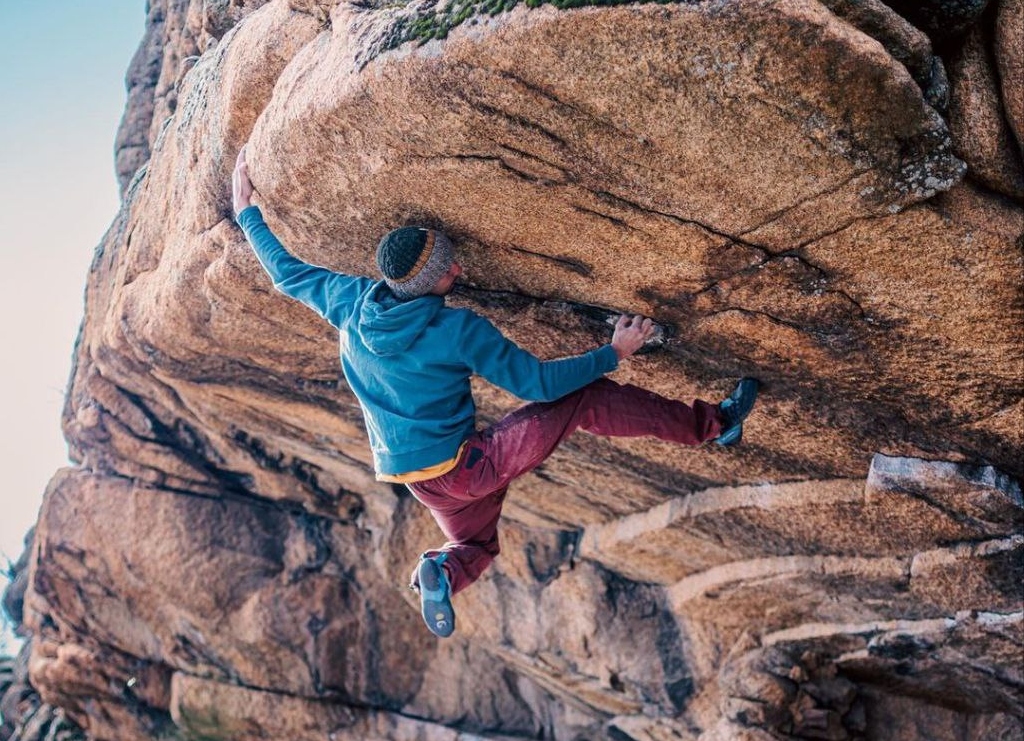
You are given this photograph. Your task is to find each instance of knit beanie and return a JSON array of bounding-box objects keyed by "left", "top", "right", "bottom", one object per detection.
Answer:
[{"left": 375, "top": 227, "right": 454, "bottom": 299}]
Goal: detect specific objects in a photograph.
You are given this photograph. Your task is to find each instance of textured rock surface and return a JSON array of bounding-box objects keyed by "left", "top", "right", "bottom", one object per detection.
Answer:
[
  {"left": 3, "top": 0, "right": 1023, "bottom": 739},
  {"left": 818, "top": 0, "right": 948, "bottom": 108},
  {"left": 2, "top": 624, "right": 86, "bottom": 740},
  {"left": 114, "top": 0, "right": 275, "bottom": 193},
  {"left": 948, "top": 25, "right": 1024, "bottom": 197},
  {"left": 995, "top": 0, "right": 1024, "bottom": 150}
]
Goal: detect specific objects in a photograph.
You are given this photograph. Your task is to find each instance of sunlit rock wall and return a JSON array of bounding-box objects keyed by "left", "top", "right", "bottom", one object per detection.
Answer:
[{"left": 2, "top": 0, "right": 1021, "bottom": 739}]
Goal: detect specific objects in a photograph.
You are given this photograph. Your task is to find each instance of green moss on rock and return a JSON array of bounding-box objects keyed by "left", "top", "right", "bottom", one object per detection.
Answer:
[{"left": 383, "top": 0, "right": 681, "bottom": 51}]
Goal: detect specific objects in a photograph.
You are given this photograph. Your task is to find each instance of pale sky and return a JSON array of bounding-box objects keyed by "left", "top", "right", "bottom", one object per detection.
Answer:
[{"left": 0, "top": 0, "right": 144, "bottom": 648}]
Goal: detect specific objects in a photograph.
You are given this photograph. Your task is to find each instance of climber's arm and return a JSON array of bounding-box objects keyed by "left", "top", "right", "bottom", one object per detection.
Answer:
[{"left": 232, "top": 148, "right": 373, "bottom": 327}]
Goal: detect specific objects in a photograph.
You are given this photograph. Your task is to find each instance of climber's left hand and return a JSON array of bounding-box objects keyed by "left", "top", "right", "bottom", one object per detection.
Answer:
[{"left": 232, "top": 146, "right": 254, "bottom": 215}]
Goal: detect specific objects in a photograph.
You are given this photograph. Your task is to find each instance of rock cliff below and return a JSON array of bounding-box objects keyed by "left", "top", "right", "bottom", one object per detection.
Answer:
[{"left": 3, "top": 0, "right": 1022, "bottom": 740}]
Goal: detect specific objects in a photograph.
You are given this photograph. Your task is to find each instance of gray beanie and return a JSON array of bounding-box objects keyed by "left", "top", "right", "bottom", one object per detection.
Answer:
[{"left": 375, "top": 227, "right": 454, "bottom": 299}]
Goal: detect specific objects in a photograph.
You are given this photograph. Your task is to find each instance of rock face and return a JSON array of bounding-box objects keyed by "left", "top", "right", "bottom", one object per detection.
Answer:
[
  {"left": 995, "top": 0, "right": 1024, "bottom": 148},
  {"left": 948, "top": 25, "right": 1024, "bottom": 198},
  {"left": 2, "top": 536, "right": 87, "bottom": 741},
  {"left": 0, "top": 645, "right": 86, "bottom": 741},
  {"left": 3, "top": 1, "right": 1022, "bottom": 740}
]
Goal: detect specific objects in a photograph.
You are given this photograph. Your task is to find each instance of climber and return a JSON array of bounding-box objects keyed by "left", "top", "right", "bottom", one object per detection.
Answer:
[{"left": 231, "top": 147, "right": 760, "bottom": 638}]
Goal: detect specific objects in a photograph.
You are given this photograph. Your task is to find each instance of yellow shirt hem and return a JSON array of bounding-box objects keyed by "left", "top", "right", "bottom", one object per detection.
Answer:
[{"left": 376, "top": 442, "right": 468, "bottom": 484}]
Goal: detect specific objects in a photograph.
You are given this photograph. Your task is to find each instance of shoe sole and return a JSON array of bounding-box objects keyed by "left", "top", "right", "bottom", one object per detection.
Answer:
[
  {"left": 417, "top": 558, "right": 455, "bottom": 638},
  {"left": 715, "top": 425, "right": 743, "bottom": 446}
]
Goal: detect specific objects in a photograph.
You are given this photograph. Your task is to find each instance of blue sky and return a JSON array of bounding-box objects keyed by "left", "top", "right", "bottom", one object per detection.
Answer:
[{"left": 0, "top": 0, "right": 145, "bottom": 650}]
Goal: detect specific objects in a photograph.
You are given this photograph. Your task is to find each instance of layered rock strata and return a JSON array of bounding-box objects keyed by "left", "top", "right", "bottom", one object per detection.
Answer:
[
  {"left": 1, "top": 536, "right": 86, "bottom": 741},
  {"left": 3, "top": 0, "right": 1022, "bottom": 739}
]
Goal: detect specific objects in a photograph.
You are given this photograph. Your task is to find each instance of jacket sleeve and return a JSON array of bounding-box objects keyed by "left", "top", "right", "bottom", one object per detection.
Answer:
[
  {"left": 458, "top": 310, "right": 619, "bottom": 402},
  {"left": 236, "top": 205, "right": 374, "bottom": 328}
]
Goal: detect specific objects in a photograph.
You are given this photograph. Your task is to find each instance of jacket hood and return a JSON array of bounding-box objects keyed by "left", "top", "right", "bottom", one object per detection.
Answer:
[{"left": 356, "top": 281, "right": 444, "bottom": 357}]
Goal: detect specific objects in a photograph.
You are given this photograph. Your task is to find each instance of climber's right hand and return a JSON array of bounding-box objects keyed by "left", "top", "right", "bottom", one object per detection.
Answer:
[{"left": 611, "top": 314, "right": 655, "bottom": 360}]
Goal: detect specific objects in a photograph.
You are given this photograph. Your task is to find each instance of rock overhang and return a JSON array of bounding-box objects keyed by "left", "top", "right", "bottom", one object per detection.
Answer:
[{"left": 3, "top": 0, "right": 1022, "bottom": 739}]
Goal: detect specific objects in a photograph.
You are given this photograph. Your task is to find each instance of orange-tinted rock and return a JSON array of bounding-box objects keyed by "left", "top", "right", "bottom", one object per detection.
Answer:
[
  {"left": 26, "top": 637, "right": 171, "bottom": 741},
  {"left": 820, "top": 0, "right": 945, "bottom": 106},
  {"left": 948, "top": 27, "right": 1024, "bottom": 198},
  {"left": 3, "top": 0, "right": 1022, "bottom": 740},
  {"left": 995, "top": 0, "right": 1024, "bottom": 150}
]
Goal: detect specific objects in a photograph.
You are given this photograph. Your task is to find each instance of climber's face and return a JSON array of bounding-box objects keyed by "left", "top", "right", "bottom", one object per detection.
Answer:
[{"left": 429, "top": 261, "right": 462, "bottom": 296}]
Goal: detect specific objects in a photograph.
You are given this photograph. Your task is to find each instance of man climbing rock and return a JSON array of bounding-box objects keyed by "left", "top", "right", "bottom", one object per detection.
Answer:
[{"left": 231, "top": 148, "right": 759, "bottom": 638}]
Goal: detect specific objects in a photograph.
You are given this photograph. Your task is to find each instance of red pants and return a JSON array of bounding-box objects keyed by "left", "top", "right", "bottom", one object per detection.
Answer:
[{"left": 407, "top": 378, "right": 723, "bottom": 594}]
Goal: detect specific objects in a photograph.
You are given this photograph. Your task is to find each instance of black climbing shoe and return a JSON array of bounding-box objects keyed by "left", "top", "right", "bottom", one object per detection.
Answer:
[{"left": 715, "top": 378, "right": 760, "bottom": 446}]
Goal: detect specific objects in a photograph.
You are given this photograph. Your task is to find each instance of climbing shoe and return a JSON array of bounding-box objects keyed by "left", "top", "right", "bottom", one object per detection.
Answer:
[
  {"left": 415, "top": 553, "right": 455, "bottom": 638},
  {"left": 715, "top": 378, "right": 760, "bottom": 446}
]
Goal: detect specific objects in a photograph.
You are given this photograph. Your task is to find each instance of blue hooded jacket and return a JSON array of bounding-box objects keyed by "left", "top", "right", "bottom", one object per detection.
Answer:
[{"left": 237, "top": 206, "right": 619, "bottom": 475}]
